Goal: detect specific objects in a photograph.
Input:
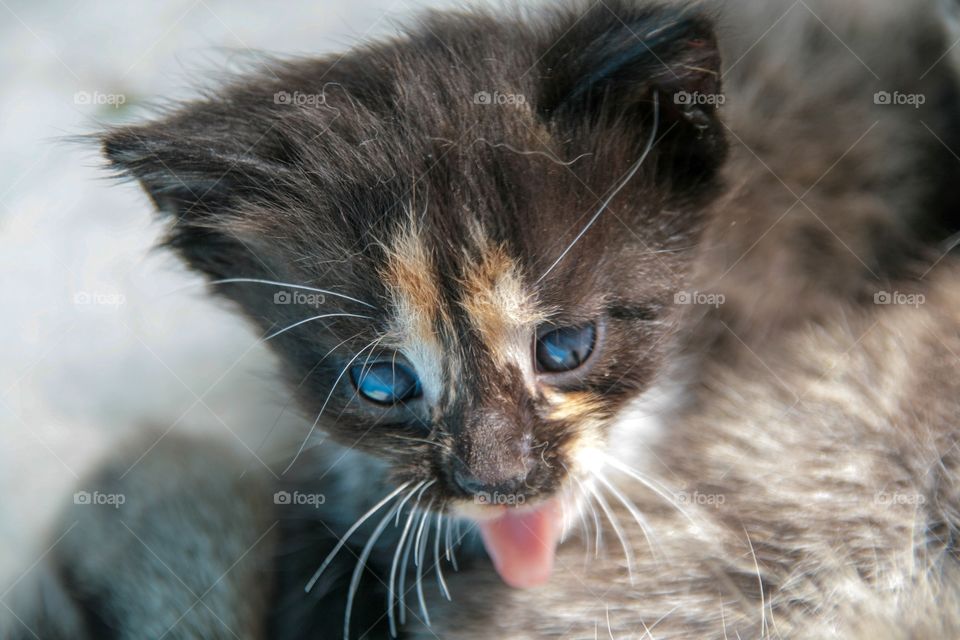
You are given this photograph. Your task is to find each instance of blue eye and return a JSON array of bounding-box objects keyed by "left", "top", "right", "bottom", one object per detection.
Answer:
[
  {"left": 350, "top": 362, "right": 423, "bottom": 405},
  {"left": 535, "top": 324, "right": 597, "bottom": 373}
]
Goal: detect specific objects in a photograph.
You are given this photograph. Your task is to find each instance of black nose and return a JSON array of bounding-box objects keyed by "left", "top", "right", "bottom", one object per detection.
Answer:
[{"left": 452, "top": 463, "right": 528, "bottom": 499}]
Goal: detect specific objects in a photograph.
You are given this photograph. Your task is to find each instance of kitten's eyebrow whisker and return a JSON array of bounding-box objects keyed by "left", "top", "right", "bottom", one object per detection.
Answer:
[
  {"left": 282, "top": 336, "right": 383, "bottom": 474},
  {"left": 536, "top": 91, "right": 661, "bottom": 285},
  {"left": 264, "top": 313, "right": 373, "bottom": 341},
  {"left": 305, "top": 480, "right": 412, "bottom": 593},
  {"left": 208, "top": 277, "right": 378, "bottom": 309}
]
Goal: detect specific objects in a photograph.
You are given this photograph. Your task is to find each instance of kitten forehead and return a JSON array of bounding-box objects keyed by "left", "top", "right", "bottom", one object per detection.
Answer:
[
  {"left": 459, "top": 231, "right": 546, "bottom": 381},
  {"left": 379, "top": 216, "right": 451, "bottom": 404}
]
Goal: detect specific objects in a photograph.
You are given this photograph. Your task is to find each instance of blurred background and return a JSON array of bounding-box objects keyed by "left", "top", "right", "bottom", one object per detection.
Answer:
[{"left": 0, "top": 0, "right": 482, "bottom": 588}]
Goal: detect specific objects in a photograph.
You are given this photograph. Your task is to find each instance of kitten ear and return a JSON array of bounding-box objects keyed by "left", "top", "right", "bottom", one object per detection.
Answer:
[
  {"left": 537, "top": 2, "right": 726, "bottom": 180},
  {"left": 100, "top": 101, "right": 301, "bottom": 278}
]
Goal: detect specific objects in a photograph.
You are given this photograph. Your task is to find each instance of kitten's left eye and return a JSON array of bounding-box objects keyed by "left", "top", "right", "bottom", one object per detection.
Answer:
[
  {"left": 535, "top": 323, "right": 597, "bottom": 373},
  {"left": 350, "top": 362, "right": 423, "bottom": 405}
]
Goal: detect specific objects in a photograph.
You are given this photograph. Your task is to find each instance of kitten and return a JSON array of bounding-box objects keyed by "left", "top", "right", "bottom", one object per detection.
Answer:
[{"left": 5, "top": 0, "right": 960, "bottom": 638}]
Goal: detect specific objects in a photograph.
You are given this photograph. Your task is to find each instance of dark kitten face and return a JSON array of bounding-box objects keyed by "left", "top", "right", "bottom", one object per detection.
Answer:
[{"left": 102, "top": 1, "right": 725, "bottom": 516}]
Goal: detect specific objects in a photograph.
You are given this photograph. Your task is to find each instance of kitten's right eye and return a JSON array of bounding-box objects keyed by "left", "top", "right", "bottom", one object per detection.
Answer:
[
  {"left": 535, "top": 323, "right": 597, "bottom": 373},
  {"left": 350, "top": 362, "right": 423, "bottom": 405}
]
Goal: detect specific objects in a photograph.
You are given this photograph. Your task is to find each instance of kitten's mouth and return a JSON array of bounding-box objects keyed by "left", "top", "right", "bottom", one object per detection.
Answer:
[{"left": 472, "top": 497, "right": 563, "bottom": 589}]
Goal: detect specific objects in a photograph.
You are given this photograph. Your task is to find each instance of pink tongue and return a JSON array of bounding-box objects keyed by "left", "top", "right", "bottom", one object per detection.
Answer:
[{"left": 477, "top": 499, "right": 562, "bottom": 589}]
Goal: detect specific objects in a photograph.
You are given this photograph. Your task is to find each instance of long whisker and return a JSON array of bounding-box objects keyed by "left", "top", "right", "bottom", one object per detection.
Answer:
[
  {"left": 389, "top": 480, "right": 435, "bottom": 637},
  {"left": 389, "top": 505, "right": 420, "bottom": 638},
  {"left": 587, "top": 481, "right": 636, "bottom": 585},
  {"left": 536, "top": 91, "right": 661, "bottom": 284},
  {"left": 415, "top": 499, "right": 435, "bottom": 627},
  {"left": 305, "top": 481, "right": 411, "bottom": 593},
  {"left": 572, "top": 475, "right": 603, "bottom": 558},
  {"left": 398, "top": 496, "right": 430, "bottom": 628},
  {"left": 282, "top": 336, "right": 382, "bottom": 474},
  {"left": 593, "top": 472, "right": 661, "bottom": 559},
  {"left": 444, "top": 514, "right": 453, "bottom": 562},
  {"left": 395, "top": 480, "right": 428, "bottom": 526},
  {"left": 600, "top": 453, "right": 701, "bottom": 530},
  {"left": 414, "top": 499, "right": 433, "bottom": 568},
  {"left": 342, "top": 501, "right": 402, "bottom": 640},
  {"left": 208, "top": 277, "right": 377, "bottom": 309},
  {"left": 265, "top": 313, "right": 373, "bottom": 341},
  {"left": 434, "top": 511, "right": 452, "bottom": 600}
]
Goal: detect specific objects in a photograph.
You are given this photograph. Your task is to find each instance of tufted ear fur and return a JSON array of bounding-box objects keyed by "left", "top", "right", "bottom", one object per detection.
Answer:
[{"left": 536, "top": 1, "right": 726, "bottom": 185}]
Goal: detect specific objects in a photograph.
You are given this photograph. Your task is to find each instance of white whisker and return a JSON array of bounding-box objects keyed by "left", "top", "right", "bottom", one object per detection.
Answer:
[
  {"left": 389, "top": 480, "right": 434, "bottom": 636},
  {"left": 265, "top": 313, "right": 373, "bottom": 341},
  {"left": 593, "top": 472, "right": 661, "bottom": 559},
  {"left": 536, "top": 91, "right": 661, "bottom": 284},
  {"left": 395, "top": 480, "right": 427, "bottom": 526},
  {"left": 601, "top": 453, "right": 701, "bottom": 530},
  {"left": 389, "top": 504, "right": 420, "bottom": 638},
  {"left": 209, "top": 277, "right": 377, "bottom": 309},
  {"left": 572, "top": 475, "right": 603, "bottom": 558},
  {"left": 305, "top": 481, "right": 411, "bottom": 593},
  {"left": 398, "top": 512, "right": 420, "bottom": 627},
  {"left": 444, "top": 514, "right": 453, "bottom": 562},
  {"left": 282, "top": 336, "right": 383, "bottom": 474},
  {"left": 587, "top": 481, "right": 636, "bottom": 585},
  {"left": 434, "top": 511, "right": 452, "bottom": 601},
  {"left": 415, "top": 499, "right": 435, "bottom": 626},
  {"left": 414, "top": 499, "right": 432, "bottom": 568},
  {"left": 342, "top": 500, "right": 402, "bottom": 640}
]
